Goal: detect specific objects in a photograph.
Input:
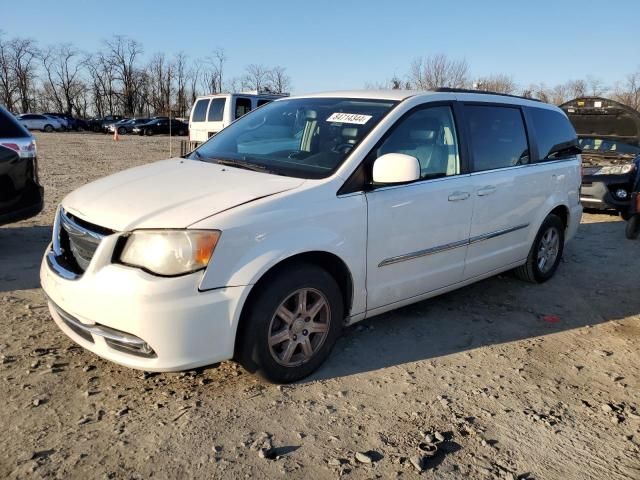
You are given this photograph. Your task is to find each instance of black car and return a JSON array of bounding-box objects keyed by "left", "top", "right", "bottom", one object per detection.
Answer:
[
  {"left": 86, "top": 115, "right": 125, "bottom": 133},
  {"left": 108, "top": 118, "right": 150, "bottom": 135},
  {"left": 132, "top": 118, "right": 188, "bottom": 136},
  {"left": 0, "top": 106, "right": 44, "bottom": 226},
  {"left": 561, "top": 97, "right": 640, "bottom": 215},
  {"left": 44, "top": 113, "right": 89, "bottom": 132}
]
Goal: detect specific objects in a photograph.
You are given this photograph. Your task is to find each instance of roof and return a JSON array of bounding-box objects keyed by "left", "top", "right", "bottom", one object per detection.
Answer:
[{"left": 290, "top": 89, "right": 554, "bottom": 109}]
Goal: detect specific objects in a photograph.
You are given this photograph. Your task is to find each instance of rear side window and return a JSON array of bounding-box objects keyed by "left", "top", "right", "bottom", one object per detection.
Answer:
[
  {"left": 207, "top": 98, "right": 226, "bottom": 121},
  {"left": 529, "top": 107, "right": 578, "bottom": 160},
  {"left": 466, "top": 105, "right": 529, "bottom": 171},
  {"left": 257, "top": 99, "right": 272, "bottom": 107},
  {"left": 192, "top": 99, "right": 210, "bottom": 122},
  {"left": 235, "top": 98, "right": 252, "bottom": 119},
  {"left": 0, "top": 108, "right": 29, "bottom": 138}
]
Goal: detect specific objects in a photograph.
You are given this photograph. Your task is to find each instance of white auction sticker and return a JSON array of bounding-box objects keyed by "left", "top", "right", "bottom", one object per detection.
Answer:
[{"left": 326, "top": 112, "right": 372, "bottom": 125}]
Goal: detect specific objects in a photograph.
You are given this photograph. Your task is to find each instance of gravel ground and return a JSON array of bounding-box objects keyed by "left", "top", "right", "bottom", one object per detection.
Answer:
[{"left": 0, "top": 132, "right": 639, "bottom": 479}]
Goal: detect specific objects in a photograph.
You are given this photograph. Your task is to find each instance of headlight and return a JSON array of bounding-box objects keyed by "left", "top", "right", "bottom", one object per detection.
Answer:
[
  {"left": 594, "top": 164, "right": 634, "bottom": 175},
  {"left": 119, "top": 230, "right": 221, "bottom": 276}
]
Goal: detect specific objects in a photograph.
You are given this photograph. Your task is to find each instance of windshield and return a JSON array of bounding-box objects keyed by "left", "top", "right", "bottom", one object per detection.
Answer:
[
  {"left": 188, "top": 97, "right": 397, "bottom": 179},
  {"left": 578, "top": 137, "right": 640, "bottom": 156}
]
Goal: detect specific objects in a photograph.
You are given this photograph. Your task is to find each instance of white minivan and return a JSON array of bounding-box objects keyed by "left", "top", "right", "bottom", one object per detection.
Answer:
[
  {"left": 188, "top": 92, "right": 288, "bottom": 148},
  {"left": 41, "top": 90, "right": 582, "bottom": 383}
]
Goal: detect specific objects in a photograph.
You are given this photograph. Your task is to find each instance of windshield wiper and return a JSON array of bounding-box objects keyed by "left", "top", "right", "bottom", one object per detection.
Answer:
[{"left": 214, "top": 158, "right": 274, "bottom": 174}]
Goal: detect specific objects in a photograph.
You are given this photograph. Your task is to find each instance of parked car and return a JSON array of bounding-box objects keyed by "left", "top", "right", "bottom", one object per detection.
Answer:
[
  {"left": 41, "top": 90, "right": 582, "bottom": 383},
  {"left": 44, "top": 113, "right": 88, "bottom": 131},
  {"left": 17, "top": 113, "right": 63, "bottom": 132},
  {"left": 132, "top": 118, "right": 188, "bottom": 136},
  {"left": 0, "top": 106, "right": 43, "bottom": 226},
  {"left": 107, "top": 118, "right": 150, "bottom": 135},
  {"left": 188, "top": 92, "right": 288, "bottom": 148},
  {"left": 560, "top": 97, "right": 640, "bottom": 215},
  {"left": 103, "top": 118, "right": 131, "bottom": 134},
  {"left": 86, "top": 115, "right": 125, "bottom": 133},
  {"left": 43, "top": 113, "right": 70, "bottom": 131}
]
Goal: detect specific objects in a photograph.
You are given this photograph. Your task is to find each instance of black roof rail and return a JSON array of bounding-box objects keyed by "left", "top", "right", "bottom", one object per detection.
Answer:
[{"left": 434, "top": 88, "right": 542, "bottom": 102}]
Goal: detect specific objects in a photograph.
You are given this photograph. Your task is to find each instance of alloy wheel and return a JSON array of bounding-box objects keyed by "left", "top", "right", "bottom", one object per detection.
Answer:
[
  {"left": 537, "top": 227, "right": 560, "bottom": 273},
  {"left": 267, "top": 288, "right": 331, "bottom": 367}
]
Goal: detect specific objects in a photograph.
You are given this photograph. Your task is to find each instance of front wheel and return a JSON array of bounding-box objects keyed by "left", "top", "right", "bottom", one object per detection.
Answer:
[
  {"left": 626, "top": 215, "right": 640, "bottom": 240},
  {"left": 43, "top": 124, "right": 54, "bottom": 133},
  {"left": 145, "top": 129, "right": 154, "bottom": 136},
  {"left": 515, "top": 214, "right": 565, "bottom": 283},
  {"left": 117, "top": 127, "right": 126, "bottom": 135},
  {"left": 237, "top": 264, "right": 344, "bottom": 383}
]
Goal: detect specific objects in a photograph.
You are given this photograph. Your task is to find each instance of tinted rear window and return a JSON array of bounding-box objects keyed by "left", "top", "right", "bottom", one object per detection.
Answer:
[
  {"left": 257, "top": 99, "right": 272, "bottom": 107},
  {"left": 0, "top": 108, "right": 29, "bottom": 138},
  {"left": 466, "top": 105, "right": 530, "bottom": 171},
  {"left": 529, "top": 107, "right": 578, "bottom": 160},
  {"left": 192, "top": 99, "right": 210, "bottom": 122},
  {"left": 207, "top": 98, "right": 225, "bottom": 122},
  {"left": 235, "top": 98, "right": 252, "bottom": 119}
]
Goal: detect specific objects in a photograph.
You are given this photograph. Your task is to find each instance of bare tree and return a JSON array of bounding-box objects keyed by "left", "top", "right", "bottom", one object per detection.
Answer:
[
  {"left": 200, "top": 48, "right": 226, "bottom": 94},
  {"left": 474, "top": 74, "right": 517, "bottom": 94},
  {"left": 408, "top": 54, "right": 469, "bottom": 90},
  {"left": 9, "top": 37, "right": 39, "bottom": 112},
  {"left": 40, "top": 43, "right": 85, "bottom": 114},
  {"left": 612, "top": 70, "right": 640, "bottom": 111},
  {"left": 242, "top": 63, "right": 269, "bottom": 92},
  {"left": 84, "top": 50, "right": 117, "bottom": 117},
  {"left": 106, "top": 35, "right": 143, "bottom": 115},
  {"left": 565, "top": 79, "right": 587, "bottom": 99},
  {"left": 586, "top": 76, "right": 608, "bottom": 97},
  {"left": 0, "top": 31, "right": 17, "bottom": 111},
  {"left": 173, "top": 52, "right": 188, "bottom": 117},
  {"left": 266, "top": 66, "right": 291, "bottom": 93}
]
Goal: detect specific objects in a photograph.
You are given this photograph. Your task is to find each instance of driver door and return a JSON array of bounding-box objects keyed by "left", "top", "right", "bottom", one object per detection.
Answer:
[{"left": 365, "top": 104, "right": 474, "bottom": 311}]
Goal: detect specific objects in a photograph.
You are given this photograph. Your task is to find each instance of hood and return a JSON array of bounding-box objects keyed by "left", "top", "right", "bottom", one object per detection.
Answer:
[
  {"left": 560, "top": 97, "right": 640, "bottom": 147},
  {"left": 62, "top": 158, "right": 305, "bottom": 231}
]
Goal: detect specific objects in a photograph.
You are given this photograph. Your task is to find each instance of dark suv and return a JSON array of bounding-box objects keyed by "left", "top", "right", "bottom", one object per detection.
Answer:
[
  {"left": 0, "top": 106, "right": 44, "bottom": 225},
  {"left": 561, "top": 97, "right": 640, "bottom": 215}
]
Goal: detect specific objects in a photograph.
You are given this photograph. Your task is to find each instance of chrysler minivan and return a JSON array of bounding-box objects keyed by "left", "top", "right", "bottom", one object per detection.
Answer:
[{"left": 41, "top": 90, "right": 582, "bottom": 383}]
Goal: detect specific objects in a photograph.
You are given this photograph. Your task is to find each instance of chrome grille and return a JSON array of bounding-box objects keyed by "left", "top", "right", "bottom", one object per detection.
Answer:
[
  {"left": 60, "top": 212, "right": 104, "bottom": 271},
  {"left": 50, "top": 208, "right": 112, "bottom": 278}
]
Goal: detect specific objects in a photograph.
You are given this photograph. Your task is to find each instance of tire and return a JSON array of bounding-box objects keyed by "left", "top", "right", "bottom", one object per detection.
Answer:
[
  {"left": 515, "top": 214, "right": 565, "bottom": 283},
  {"left": 43, "top": 124, "right": 54, "bottom": 133},
  {"left": 236, "top": 264, "right": 344, "bottom": 383},
  {"left": 92, "top": 125, "right": 101, "bottom": 133},
  {"left": 118, "top": 127, "right": 126, "bottom": 135},
  {"left": 145, "top": 129, "right": 154, "bottom": 136},
  {"left": 178, "top": 129, "right": 186, "bottom": 136},
  {"left": 625, "top": 215, "right": 640, "bottom": 240}
]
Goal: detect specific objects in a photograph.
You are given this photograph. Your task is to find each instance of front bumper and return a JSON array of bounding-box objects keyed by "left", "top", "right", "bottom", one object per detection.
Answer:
[
  {"left": 581, "top": 173, "right": 634, "bottom": 212},
  {"left": 40, "top": 244, "right": 250, "bottom": 371}
]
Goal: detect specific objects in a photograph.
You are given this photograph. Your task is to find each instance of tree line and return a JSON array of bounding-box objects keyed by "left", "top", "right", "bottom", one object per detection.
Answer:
[
  {"left": 0, "top": 32, "right": 292, "bottom": 119},
  {"left": 368, "top": 53, "right": 640, "bottom": 111}
]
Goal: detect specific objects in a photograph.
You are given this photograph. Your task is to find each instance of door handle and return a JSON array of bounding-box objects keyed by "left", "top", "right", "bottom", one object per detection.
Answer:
[
  {"left": 448, "top": 191, "right": 471, "bottom": 202},
  {"left": 477, "top": 185, "right": 497, "bottom": 196}
]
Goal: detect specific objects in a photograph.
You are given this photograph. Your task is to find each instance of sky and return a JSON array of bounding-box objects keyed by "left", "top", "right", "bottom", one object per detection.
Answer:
[{"left": 1, "top": 0, "right": 638, "bottom": 94}]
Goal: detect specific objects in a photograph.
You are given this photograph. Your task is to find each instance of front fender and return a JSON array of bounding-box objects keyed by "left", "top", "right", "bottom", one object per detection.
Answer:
[{"left": 193, "top": 189, "right": 368, "bottom": 316}]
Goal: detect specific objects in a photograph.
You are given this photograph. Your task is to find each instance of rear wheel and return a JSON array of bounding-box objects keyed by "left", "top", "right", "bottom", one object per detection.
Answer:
[
  {"left": 43, "top": 124, "right": 54, "bottom": 133},
  {"left": 625, "top": 215, "right": 639, "bottom": 240},
  {"left": 92, "top": 125, "right": 101, "bottom": 133},
  {"left": 237, "top": 264, "right": 344, "bottom": 383},
  {"left": 117, "top": 126, "right": 126, "bottom": 135},
  {"left": 145, "top": 129, "right": 154, "bottom": 136},
  {"left": 515, "top": 214, "right": 565, "bottom": 283}
]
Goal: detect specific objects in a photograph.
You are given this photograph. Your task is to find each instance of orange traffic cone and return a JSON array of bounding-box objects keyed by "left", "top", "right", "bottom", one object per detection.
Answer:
[{"left": 113, "top": 128, "right": 119, "bottom": 141}]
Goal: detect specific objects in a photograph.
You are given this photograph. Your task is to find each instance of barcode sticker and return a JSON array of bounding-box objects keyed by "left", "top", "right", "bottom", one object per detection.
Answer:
[{"left": 326, "top": 112, "right": 372, "bottom": 125}]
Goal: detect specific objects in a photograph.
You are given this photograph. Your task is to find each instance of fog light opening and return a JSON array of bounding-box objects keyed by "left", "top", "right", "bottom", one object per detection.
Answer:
[{"left": 615, "top": 189, "right": 628, "bottom": 199}]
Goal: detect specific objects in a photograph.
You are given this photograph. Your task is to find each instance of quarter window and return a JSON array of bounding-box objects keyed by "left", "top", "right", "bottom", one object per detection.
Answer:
[
  {"left": 192, "top": 99, "right": 210, "bottom": 122},
  {"left": 207, "top": 98, "right": 226, "bottom": 122},
  {"left": 466, "top": 105, "right": 529, "bottom": 171},
  {"left": 235, "top": 98, "right": 252, "bottom": 119},
  {"left": 374, "top": 106, "right": 460, "bottom": 179},
  {"left": 529, "top": 107, "right": 578, "bottom": 160}
]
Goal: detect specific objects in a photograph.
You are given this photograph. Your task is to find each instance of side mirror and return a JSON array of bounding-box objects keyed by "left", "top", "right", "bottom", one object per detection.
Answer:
[{"left": 372, "top": 153, "right": 420, "bottom": 185}]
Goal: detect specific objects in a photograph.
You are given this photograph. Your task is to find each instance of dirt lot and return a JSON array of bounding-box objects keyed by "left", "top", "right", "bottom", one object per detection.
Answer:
[{"left": 0, "top": 132, "right": 639, "bottom": 479}]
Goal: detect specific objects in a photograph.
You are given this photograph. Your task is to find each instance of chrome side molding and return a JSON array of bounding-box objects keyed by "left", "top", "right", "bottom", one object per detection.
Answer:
[{"left": 378, "top": 223, "right": 529, "bottom": 267}]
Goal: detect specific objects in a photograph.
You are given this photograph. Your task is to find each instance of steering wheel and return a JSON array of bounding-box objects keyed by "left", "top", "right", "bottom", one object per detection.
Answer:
[{"left": 332, "top": 143, "right": 354, "bottom": 154}]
